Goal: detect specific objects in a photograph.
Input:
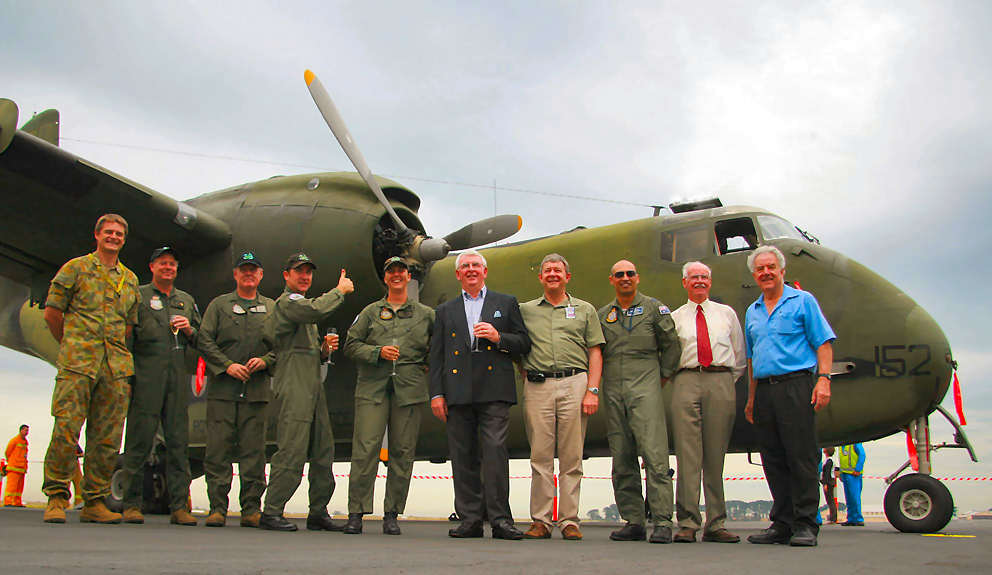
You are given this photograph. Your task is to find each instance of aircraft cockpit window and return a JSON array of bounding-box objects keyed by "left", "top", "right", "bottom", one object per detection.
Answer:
[
  {"left": 660, "top": 223, "right": 714, "bottom": 263},
  {"left": 757, "top": 215, "right": 807, "bottom": 242},
  {"left": 715, "top": 217, "right": 758, "bottom": 255}
]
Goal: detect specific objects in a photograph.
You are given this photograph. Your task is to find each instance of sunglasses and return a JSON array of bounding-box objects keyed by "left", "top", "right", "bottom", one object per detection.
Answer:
[{"left": 613, "top": 270, "right": 637, "bottom": 278}]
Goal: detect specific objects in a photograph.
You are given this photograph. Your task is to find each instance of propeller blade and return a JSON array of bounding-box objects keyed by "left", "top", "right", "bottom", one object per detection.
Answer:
[
  {"left": 443, "top": 215, "right": 522, "bottom": 251},
  {"left": 304, "top": 69, "right": 409, "bottom": 234}
]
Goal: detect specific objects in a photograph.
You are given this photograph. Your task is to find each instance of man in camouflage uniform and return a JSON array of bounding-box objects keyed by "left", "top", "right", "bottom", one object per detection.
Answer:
[
  {"left": 197, "top": 251, "right": 276, "bottom": 528},
  {"left": 598, "top": 259, "right": 681, "bottom": 544},
  {"left": 42, "top": 214, "right": 141, "bottom": 524},
  {"left": 259, "top": 253, "right": 354, "bottom": 532},
  {"left": 119, "top": 246, "right": 201, "bottom": 526},
  {"left": 342, "top": 257, "right": 434, "bottom": 535}
]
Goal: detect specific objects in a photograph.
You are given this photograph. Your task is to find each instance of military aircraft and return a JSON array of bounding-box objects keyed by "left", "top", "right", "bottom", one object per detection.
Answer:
[{"left": 0, "top": 71, "right": 976, "bottom": 533}]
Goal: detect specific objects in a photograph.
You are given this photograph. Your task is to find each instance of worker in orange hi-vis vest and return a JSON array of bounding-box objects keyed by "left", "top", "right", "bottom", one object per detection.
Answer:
[{"left": 4, "top": 424, "right": 29, "bottom": 507}]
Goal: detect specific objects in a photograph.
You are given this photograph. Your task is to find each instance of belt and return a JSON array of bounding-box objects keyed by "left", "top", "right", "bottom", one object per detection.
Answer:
[
  {"left": 679, "top": 365, "right": 732, "bottom": 374},
  {"left": 756, "top": 369, "right": 813, "bottom": 385},
  {"left": 526, "top": 368, "right": 586, "bottom": 382}
]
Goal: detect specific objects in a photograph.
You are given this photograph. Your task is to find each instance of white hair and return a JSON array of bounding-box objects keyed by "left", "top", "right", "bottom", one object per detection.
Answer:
[
  {"left": 455, "top": 250, "right": 487, "bottom": 269},
  {"left": 747, "top": 245, "right": 786, "bottom": 273},
  {"left": 681, "top": 261, "right": 711, "bottom": 279}
]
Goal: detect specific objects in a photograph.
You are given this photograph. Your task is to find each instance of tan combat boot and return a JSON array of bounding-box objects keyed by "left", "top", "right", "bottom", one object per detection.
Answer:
[
  {"left": 122, "top": 507, "right": 145, "bottom": 524},
  {"left": 205, "top": 510, "right": 226, "bottom": 527},
  {"left": 240, "top": 511, "right": 261, "bottom": 528},
  {"left": 80, "top": 499, "right": 122, "bottom": 524},
  {"left": 170, "top": 508, "right": 198, "bottom": 526},
  {"left": 43, "top": 496, "right": 69, "bottom": 523}
]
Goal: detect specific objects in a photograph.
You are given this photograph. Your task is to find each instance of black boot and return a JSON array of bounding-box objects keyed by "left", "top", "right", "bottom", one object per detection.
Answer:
[
  {"left": 343, "top": 513, "right": 363, "bottom": 534},
  {"left": 383, "top": 512, "right": 401, "bottom": 535},
  {"left": 259, "top": 513, "right": 298, "bottom": 532},
  {"left": 306, "top": 510, "right": 345, "bottom": 531}
]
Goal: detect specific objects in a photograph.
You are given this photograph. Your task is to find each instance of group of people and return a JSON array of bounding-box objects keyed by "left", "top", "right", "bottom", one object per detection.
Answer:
[
  {"left": 818, "top": 444, "right": 867, "bottom": 526},
  {"left": 34, "top": 212, "right": 840, "bottom": 548}
]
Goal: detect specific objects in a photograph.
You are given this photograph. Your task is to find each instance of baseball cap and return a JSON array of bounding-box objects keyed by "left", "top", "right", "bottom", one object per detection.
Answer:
[
  {"left": 382, "top": 256, "right": 409, "bottom": 273},
  {"left": 149, "top": 246, "right": 176, "bottom": 263},
  {"left": 284, "top": 252, "right": 317, "bottom": 271},
  {"left": 235, "top": 251, "right": 262, "bottom": 268}
]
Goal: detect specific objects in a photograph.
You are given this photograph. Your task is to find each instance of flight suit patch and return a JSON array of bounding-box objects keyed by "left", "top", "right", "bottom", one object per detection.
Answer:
[
  {"left": 659, "top": 305, "right": 670, "bottom": 314},
  {"left": 493, "top": 310, "right": 502, "bottom": 318},
  {"left": 289, "top": 293, "right": 304, "bottom": 301},
  {"left": 605, "top": 308, "right": 618, "bottom": 323},
  {"left": 250, "top": 305, "right": 266, "bottom": 313},
  {"left": 379, "top": 308, "right": 394, "bottom": 320},
  {"left": 232, "top": 304, "right": 247, "bottom": 314},
  {"left": 149, "top": 296, "right": 163, "bottom": 311}
]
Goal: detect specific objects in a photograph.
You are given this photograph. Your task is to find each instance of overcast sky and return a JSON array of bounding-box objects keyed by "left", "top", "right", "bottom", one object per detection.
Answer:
[{"left": 2, "top": 1, "right": 990, "bottom": 516}]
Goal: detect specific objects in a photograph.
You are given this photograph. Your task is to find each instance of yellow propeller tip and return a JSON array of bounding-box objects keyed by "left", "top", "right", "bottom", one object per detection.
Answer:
[
  {"left": 304, "top": 69, "right": 316, "bottom": 86},
  {"left": 516, "top": 215, "right": 523, "bottom": 230}
]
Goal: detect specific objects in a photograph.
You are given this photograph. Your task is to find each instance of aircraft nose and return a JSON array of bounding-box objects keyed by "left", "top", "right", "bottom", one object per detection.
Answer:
[{"left": 800, "top": 247, "right": 954, "bottom": 444}]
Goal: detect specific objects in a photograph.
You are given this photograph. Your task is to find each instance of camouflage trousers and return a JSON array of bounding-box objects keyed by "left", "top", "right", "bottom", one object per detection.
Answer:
[{"left": 43, "top": 360, "right": 130, "bottom": 503}]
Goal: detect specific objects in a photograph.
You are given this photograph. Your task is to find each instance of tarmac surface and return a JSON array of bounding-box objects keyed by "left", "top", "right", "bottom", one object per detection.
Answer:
[{"left": 0, "top": 507, "right": 989, "bottom": 574}]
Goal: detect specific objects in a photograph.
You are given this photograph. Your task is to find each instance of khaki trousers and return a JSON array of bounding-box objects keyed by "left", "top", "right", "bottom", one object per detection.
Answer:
[
  {"left": 523, "top": 372, "right": 588, "bottom": 529},
  {"left": 672, "top": 370, "right": 736, "bottom": 532}
]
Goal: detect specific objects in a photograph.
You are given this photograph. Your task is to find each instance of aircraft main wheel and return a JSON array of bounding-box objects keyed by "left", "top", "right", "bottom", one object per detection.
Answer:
[
  {"left": 883, "top": 473, "right": 953, "bottom": 533},
  {"left": 106, "top": 455, "right": 125, "bottom": 512}
]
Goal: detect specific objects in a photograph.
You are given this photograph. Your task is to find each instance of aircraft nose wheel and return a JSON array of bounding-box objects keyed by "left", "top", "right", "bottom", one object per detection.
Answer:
[{"left": 883, "top": 473, "right": 953, "bottom": 533}]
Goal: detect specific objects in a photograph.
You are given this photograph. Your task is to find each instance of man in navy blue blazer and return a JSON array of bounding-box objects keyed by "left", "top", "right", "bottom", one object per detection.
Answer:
[{"left": 429, "top": 250, "right": 531, "bottom": 540}]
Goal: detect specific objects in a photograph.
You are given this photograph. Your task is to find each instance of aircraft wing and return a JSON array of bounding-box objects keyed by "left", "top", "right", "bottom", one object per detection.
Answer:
[{"left": 0, "top": 102, "right": 231, "bottom": 302}]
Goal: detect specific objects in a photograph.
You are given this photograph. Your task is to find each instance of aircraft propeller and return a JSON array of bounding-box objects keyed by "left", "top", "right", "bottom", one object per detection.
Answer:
[{"left": 303, "top": 69, "right": 522, "bottom": 286}]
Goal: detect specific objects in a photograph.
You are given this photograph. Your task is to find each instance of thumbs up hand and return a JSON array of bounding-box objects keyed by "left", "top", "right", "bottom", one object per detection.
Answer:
[{"left": 336, "top": 268, "right": 355, "bottom": 294}]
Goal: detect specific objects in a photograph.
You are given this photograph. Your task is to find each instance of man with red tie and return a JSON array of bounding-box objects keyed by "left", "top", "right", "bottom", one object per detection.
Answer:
[{"left": 670, "top": 261, "right": 746, "bottom": 543}]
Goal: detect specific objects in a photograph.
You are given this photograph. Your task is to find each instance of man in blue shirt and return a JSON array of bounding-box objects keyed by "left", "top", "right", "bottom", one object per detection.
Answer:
[{"left": 743, "top": 246, "right": 835, "bottom": 547}]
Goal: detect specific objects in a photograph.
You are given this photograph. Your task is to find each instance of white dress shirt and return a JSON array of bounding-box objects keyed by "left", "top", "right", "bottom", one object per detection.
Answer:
[{"left": 671, "top": 298, "right": 747, "bottom": 381}]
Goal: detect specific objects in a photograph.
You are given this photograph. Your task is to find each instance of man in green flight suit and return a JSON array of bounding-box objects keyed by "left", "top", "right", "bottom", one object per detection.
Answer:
[
  {"left": 197, "top": 251, "right": 276, "bottom": 528},
  {"left": 259, "top": 253, "right": 355, "bottom": 532},
  {"left": 342, "top": 256, "right": 434, "bottom": 536},
  {"left": 120, "top": 246, "right": 201, "bottom": 526},
  {"left": 598, "top": 259, "right": 681, "bottom": 544}
]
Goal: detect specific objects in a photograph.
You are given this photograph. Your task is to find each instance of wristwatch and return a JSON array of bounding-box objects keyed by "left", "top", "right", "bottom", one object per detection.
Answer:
[
  {"left": 817, "top": 373, "right": 832, "bottom": 381},
  {"left": 587, "top": 387, "right": 600, "bottom": 395}
]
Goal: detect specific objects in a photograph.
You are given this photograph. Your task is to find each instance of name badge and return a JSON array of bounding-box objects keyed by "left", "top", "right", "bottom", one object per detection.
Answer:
[
  {"left": 251, "top": 305, "right": 266, "bottom": 313},
  {"left": 565, "top": 306, "right": 576, "bottom": 319},
  {"left": 626, "top": 306, "right": 644, "bottom": 316},
  {"left": 232, "top": 304, "right": 246, "bottom": 315},
  {"left": 149, "top": 296, "right": 163, "bottom": 311}
]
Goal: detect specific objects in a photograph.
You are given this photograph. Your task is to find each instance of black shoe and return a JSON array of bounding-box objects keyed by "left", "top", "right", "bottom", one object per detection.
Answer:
[
  {"left": 841, "top": 521, "right": 864, "bottom": 526},
  {"left": 342, "top": 513, "right": 363, "bottom": 534},
  {"left": 259, "top": 513, "right": 298, "bottom": 532},
  {"left": 306, "top": 511, "right": 345, "bottom": 531},
  {"left": 383, "top": 512, "right": 401, "bottom": 535},
  {"left": 747, "top": 525, "right": 791, "bottom": 545},
  {"left": 491, "top": 519, "right": 524, "bottom": 540},
  {"left": 449, "top": 520, "right": 484, "bottom": 538},
  {"left": 789, "top": 525, "right": 818, "bottom": 547},
  {"left": 649, "top": 525, "right": 672, "bottom": 544},
  {"left": 610, "top": 522, "right": 647, "bottom": 541}
]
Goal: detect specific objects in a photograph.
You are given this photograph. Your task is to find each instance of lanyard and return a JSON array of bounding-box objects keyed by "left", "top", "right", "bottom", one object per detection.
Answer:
[{"left": 89, "top": 253, "right": 126, "bottom": 294}]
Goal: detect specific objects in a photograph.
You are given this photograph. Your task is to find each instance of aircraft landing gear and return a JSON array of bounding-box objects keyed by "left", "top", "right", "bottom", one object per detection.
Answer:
[{"left": 882, "top": 406, "right": 977, "bottom": 533}]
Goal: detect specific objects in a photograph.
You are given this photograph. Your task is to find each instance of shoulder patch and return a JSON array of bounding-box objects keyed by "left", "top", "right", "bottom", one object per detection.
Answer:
[
  {"left": 605, "top": 308, "right": 618, "bottom": 323},
  {"left": 289, "top": 293, "right": 305, "bottom": 301},
  {"left": 659, "top": 305, "right": 670, "bottom": 314}
]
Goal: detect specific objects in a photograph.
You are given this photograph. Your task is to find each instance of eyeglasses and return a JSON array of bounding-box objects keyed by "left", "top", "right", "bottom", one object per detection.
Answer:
[{"left": 613, "top": 270, "right": 637, "bottom": 278}]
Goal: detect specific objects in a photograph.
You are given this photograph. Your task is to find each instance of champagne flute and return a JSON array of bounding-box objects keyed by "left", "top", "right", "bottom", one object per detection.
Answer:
[
  {"left": 391, "top": 337, "right": 398, "bottom": 377},
  {"left": 170, "top": 315, "right": 182, "bottom": 350},
  {"left": 471, "top": 323, "right": 480, "bottom": 352},
  {"left": 326, "top": 327, "right": 338, "bottom": 366}
]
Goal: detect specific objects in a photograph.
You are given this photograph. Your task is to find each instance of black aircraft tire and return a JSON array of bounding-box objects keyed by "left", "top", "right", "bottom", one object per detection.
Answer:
[
  {"left": 883, "top": 473, "right": 953, "bottom": 533},
  {"left": 105, "top": 455, "right": 125, "bottom": 512}
]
